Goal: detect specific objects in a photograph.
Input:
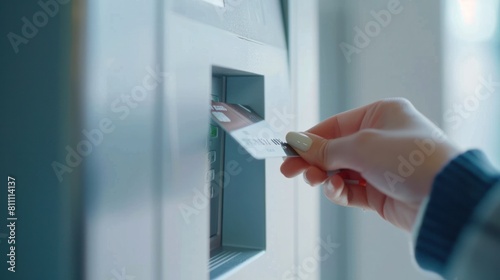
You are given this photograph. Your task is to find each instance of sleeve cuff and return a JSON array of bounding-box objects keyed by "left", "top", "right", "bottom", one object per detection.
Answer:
[
  {"left": 414, "top": 149, "right": 500, "bottom": 275},
  {"left": 411, "top": 196, "right": 429, "bottom": 245}
]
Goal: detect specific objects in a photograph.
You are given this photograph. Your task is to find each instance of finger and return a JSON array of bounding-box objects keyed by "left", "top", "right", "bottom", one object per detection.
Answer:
[
  {"left": 303, "top": 166, "right": 328, "bottom": 186},
  {"left": 335, "top": 169, "right": 367, "bottom": 186},
  {"left": 286, "top": 131, "right": 359, "bottom": 171},
  {"left": 322, "top": 175, "right": 364, "bottom": 207},
  {"left": 323, "top": 175, "right": 389, "bottom": 211},
  {"left": 379, "top": 199, "right": 419, "bottom": 231},
  {"left": 281, "top": 157, "right": 310, "bottom": 178},
  {"left": 306, "top": 101, "right": 381, "bottom": 139}
]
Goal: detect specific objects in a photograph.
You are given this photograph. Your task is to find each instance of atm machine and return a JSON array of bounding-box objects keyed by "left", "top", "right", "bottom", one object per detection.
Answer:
[
  {"left": 3, "top": 0, "right": 325, "bottom": 279},
  {"left": 80, "top": 0, "right": 308, "bottom": 279}
]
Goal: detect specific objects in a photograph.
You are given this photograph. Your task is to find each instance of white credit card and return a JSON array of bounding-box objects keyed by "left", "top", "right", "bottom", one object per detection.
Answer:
[{"left": 210, "top": 101, "right": 298, "bottom": 159}]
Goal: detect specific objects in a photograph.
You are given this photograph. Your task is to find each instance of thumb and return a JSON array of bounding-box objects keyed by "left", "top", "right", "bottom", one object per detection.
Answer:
[{"left": 285, "top": 131, "right": 356, "bottom": 171}]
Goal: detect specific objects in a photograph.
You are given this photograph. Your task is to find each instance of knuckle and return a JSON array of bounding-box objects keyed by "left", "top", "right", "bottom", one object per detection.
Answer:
[
  {"left": 318, "top": 139, "right": 331, "bottom": 167},
  {"left": 379, "top": 97, "right": 413, "bottom": 110},
  {"left": 354, "top": 129, "right": 380, "bottom": 146}
]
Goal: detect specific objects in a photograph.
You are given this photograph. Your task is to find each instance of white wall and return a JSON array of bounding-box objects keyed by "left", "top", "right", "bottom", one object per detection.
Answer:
[
  {"left": 288, "top": 1, "right": 323, "bottom": 280},
  {"left": 319, "top": 0, "right": 445, "bottom": 279}
]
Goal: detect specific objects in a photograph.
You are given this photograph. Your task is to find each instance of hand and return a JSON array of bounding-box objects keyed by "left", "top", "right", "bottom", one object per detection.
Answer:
[{"left": 281, "top": 98, "right": 462, "bottom": 231}]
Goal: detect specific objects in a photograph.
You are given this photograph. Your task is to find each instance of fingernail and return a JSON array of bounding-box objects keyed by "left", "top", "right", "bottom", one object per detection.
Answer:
[
  {"left": 303, "top": 172, "right": 311, "bottom": 185},
  {"left": 326, "top": 180, "right": 333, "bottom": 191},
  {"left": 286, "top": 132, "right": 312, "bottom": 152},
  {"left": 322, "top": 180, "right": 333, "bottom": 191}
]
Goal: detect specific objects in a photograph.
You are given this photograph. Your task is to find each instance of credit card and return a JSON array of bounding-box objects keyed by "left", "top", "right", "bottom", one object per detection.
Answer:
[{"left": 210, "top": 101, "right": 298, "bottom": 159}]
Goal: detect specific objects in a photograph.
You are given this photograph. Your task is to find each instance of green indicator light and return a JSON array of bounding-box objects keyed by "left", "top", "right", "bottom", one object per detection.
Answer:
[{"left": 210, "top": 125, "right": 218, "bottom": 138}]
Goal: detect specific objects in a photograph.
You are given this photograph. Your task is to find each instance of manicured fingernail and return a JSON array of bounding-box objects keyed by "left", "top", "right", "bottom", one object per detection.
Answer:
[{"left": 286, "top": 132, "right": 312, "bottom": 152}]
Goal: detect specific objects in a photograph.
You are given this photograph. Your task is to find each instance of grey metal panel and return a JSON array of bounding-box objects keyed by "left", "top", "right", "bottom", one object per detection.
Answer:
[
  {"left": 286, "top": 1, "right": 326, "bottom": 280},
  {"left": 172, "top": 0, "right": 285, "bottom": 48},
  {"left": 161, "top": 1, "right": 295, "bottom": 278},
  {"left": 81, "top": 0, "right": 162, "bottom": 279}
]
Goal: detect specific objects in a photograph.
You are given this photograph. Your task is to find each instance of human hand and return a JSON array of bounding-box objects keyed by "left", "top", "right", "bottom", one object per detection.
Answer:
[{"left": 281, "top": 98, "right": 462, "bottom": 231}]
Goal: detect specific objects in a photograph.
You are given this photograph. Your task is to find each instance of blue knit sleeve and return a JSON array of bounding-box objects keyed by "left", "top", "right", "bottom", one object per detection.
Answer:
[{"left": 415, "top": 150, "right": 500, "bottom": 275}]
